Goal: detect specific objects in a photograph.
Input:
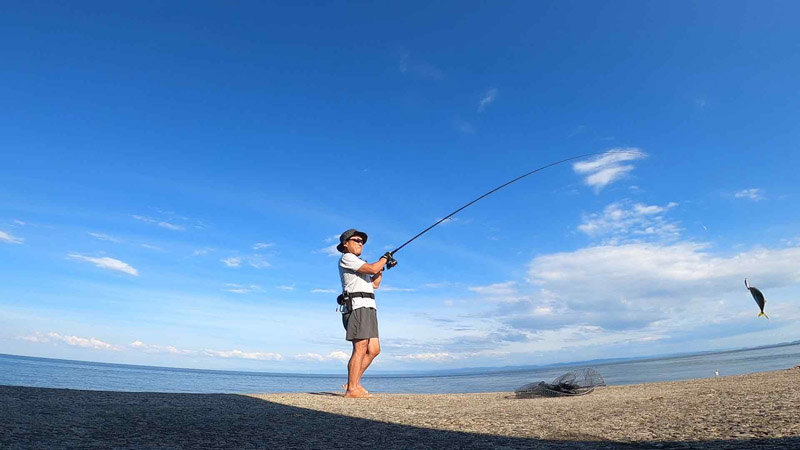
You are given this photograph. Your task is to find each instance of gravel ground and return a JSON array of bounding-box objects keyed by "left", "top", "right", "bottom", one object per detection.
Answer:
[{"left": 2, "top": 367, "right": 799, "bottom": 449}]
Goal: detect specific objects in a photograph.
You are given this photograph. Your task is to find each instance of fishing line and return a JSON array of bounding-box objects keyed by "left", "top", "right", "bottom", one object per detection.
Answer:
[{"left": 387, "top": 150, "right": 643, "bottom": 257}]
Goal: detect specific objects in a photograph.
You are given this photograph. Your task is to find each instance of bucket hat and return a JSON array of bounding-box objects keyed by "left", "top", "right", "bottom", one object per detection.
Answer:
[{"left": 337, "top": 229, "right": 368, "bottom": 253}]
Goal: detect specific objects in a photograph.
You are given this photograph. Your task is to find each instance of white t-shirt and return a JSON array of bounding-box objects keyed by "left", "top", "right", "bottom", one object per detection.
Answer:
[{"left": 339, "top": 252, "right": 377, "bottom": 310}]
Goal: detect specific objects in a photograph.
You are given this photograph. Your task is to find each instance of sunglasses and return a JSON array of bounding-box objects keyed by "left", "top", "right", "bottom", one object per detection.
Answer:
[{"left": 348, "top": 238, "right": 364, "bottom": 244}]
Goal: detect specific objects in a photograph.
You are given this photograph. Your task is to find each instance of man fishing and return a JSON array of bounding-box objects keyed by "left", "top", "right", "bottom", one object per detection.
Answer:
[{"left": 337, "top": 228, "right": 394, "bottom": 398}]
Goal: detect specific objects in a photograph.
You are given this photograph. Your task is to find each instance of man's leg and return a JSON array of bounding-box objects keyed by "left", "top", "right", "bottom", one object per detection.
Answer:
[
  {"left": 345, "top": 338, "right": 381, "bottom": 393},
  {"left": 345, "top": 339, "right": 369, "bottom": 398},
  {"left": 358, "top": 338, "right": 380, "bottom": 381}
]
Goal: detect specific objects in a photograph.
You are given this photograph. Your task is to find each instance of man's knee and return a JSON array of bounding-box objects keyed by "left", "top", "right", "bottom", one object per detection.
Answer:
[
  {"left": 352, "top": 339, "right": 369, "bottom": 355},
  {"left": 367, "top": 340, "right": 381, "bottom": 356}
]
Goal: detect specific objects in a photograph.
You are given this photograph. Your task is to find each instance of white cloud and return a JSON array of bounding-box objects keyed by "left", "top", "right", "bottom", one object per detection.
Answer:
[
  {"left": 247, "top": 255, "right": 271, "bottom": 269},
  {"left": 21, "top": 332, "right": 122, "bottom": 351},
  {"left": 276, "top": 285, "right": 295, "bottom": 291},
  {"left": 221, "top": 255, "right": 270, "bottom": 269},
  {"left": 469, "top": 281, "right": 519, "bottom": 301},
  {"left": 578, "top": 200, "right": 680, "bottom": 244},
  {"left": 319, "top": 244, "right": 340, "bottom": 257},
  {"left": 0, "top": 229, "right": 23, "bottom": 244},
  {"left": 69, "top": 254, "right": 139, "bottom": 276},
  {"left": 140, "top": 243, "right": 163, "bottom": 251},
  {"left": 394, "top": 352, "right": 455, "bottom": 361},
  {"left": 734, "top": 188, "right": 764, "bottom": 201},
  {"left": 158, "top": 221, "right": 185, "bottom": 231},
  {"left": 132, "top": 215, "right": 185, "bottom": 231},
  {"left": 380, "top": 286, "right": 416, "bottom": 292},
  {"left": 193, "top": 248, "right": 213, "bottom": 256},
  {"left": 203, "top": 349, "right": 283, "bottom": 361},
  {"left": 311, "top": 288, "right": 337, "bottom": 294},
  {"left": 453, "top": 118, "right": 475, "bottom": 134},
  {"left": 399, "top": 50, "right": 444, "bottom": 80},
  {"left": 478, "top": 87, "right": 498, "bottom": 112},
  {"left": 88, "top": 232, "right": 122, "bottom": 243},
  {"left": 572, "top": 149, "right": 647, "bottom": 192},
  {"left": 510, "top": 242, "right": 800, "bottom": 333},
  {"left": 130, "top": 341, "right": 195, "bottom": 355},
  {"left": 253, "top": 242, "right": 273, "bottom": 250},
  {"left": 294, "top": 351, "right": 350, "bottom": 362},
  {"left": 327, "top": 351, "right": 350, "bottom": 361},
  {"left": 221, "top": 257, "right": 242, "bottom": 267},
  {"left": 294, "top": 352, "right": 325, "bottom": 361},
  {"left": 224, "top": 284, "right": 262, "bottom": 294}
]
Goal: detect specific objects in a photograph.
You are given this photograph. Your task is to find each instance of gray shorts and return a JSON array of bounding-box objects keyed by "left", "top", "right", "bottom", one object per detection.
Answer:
[{"left": 342, "top": 307, "right": 379, "bottom": 341}]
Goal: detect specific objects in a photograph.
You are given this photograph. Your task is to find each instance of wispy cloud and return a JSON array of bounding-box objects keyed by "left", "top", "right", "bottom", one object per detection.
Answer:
[
  {"left": 572, "top": 149, "right": 647, "bottom": 193},
  {"left": 0, "top": 229, "right": 24, "bottom": 244},
  {"left": 293, "top": 351, "right": 349, "bottom": 362},
  {"left": 568, "top": 125, "right": 587, "bottom": 138},
  {"left": 276, "top": 285, "right": 295, "bottom": 291},
  {"left": 131, "top": 215, "right": 186, "bottom": 231},
  {"left": 158, "top": 221, "right": 185, "bottom": 231},
  {"left": 253, "top": 242, "right": 273, "bottom": 250},
  {"left": 193, "top": 248, "right": 214, "bottom": 256},
  {"left": 380, "top": 286, "right": 416, "bottom": 292},
  {"left": 21, "top": 332, "right": 122, "bottom": 351},
  {"left": 399, "top": 49, "right": 444, "bottom": 80},
  {"left": 434, "top": 216, "right": 472, "bottom": 227},
  {"left": 221, "top": 255, "right": 270, "bottom": 269},
  {"left": 88, "top": 232, "right": 122, "bottom": 243},
  {"left": 140, "top": 243, "right": 163, "bottom": 251},
  {"left": 68, "top": 254, "right": 139, "bottom": 276},
  {"left": 453, "top": 118, "right": 475, "bottom": 134},
  {"left": 311, "top": 288, "right": 337, "bottom": 294},
  {"left": 478, "top": 87, "right": 498, "bottom": 112},
  {"left": 468, "top": 281, "right": 521, "bottom": 302},
  {"left": 423, "top": 282, "right": 452, "bottom": 289},
  {"left": 130, "top": 341, "right": 195, "bottom": 355},
  {"left": 221, "top": 257, "right": 242, "bottom": 267},
  {"left": 578, "top": 200, "right": 680, "bottom": 244},
  {"left": 224, "top": 283, "right": 262, "bottom": 294},
  {"left": 247, "top": 255, "right": 271, "bottom": 269},
  {"left": 203, "top": 349, "right": 283, "bottom": 361},
  {"left": 393, "top": 352, "right": 456, "bottom": 361},
  {"left": 319, "top": 243, "right": 340, "bottom": 257},
  {"left": 734, "top": 188, "right": 764, "bottom": 201}
]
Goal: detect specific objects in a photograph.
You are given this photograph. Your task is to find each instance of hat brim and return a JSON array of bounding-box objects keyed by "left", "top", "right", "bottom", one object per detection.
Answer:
[{"left": 337, "top": 243, "right": 346, "bottom": 253}]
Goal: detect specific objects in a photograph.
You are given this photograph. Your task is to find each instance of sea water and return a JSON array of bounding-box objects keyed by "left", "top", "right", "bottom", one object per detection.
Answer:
[{"left": 1, "top": 343, "right": 798, "bottom": 394}]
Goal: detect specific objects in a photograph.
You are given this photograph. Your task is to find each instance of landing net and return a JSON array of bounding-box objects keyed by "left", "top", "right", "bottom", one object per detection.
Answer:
[{"left": 515, "top": 368, "right": 605, "bottom": 398}]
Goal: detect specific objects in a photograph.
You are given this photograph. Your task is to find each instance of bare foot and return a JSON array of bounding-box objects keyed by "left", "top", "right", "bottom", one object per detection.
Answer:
[
  {"left": 343, "top": 390, "right": 372, "bottom": 398},
  {"left": 342, "top": 383, "right": 369, "bottom": 394}
]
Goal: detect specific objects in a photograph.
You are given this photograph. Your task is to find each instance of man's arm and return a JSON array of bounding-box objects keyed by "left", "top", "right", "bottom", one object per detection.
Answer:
[
  {"left": 371, "top": 270, "right": 382, "bottom": 289},
  {"left": 355, "top": 256, "right": 389, "bottom": 275}
]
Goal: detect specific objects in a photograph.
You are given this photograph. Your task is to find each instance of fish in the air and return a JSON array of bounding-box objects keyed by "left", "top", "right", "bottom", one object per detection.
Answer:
[{"left": 744, "top": 279, "right": 769, "bottom": 319}]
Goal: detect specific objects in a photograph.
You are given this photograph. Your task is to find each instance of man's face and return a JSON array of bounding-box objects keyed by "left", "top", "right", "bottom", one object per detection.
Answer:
[{"left": 343, "top": 236, "right": 364, "bottom": 256}]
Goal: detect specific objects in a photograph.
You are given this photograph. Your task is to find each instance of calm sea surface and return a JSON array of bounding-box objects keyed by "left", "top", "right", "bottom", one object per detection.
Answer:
[{"left": 2, "top": 343, "right": 798, "bottom": 394}]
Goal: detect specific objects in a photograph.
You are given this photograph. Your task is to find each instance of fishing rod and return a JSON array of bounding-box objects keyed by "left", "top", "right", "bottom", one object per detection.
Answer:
[{"left": 382, "top": 150, "right": 642, "bottom": 268}]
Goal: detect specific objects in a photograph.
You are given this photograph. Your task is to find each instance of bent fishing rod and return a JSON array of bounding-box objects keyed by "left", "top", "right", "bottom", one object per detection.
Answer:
[{"left": 381, "top": 150, "right": 642, "bottom": 269}]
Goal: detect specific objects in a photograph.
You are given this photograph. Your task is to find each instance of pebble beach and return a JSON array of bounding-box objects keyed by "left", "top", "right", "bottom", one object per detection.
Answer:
[{"left": 2, "top": 367, "right": 798, "bottom": 449}]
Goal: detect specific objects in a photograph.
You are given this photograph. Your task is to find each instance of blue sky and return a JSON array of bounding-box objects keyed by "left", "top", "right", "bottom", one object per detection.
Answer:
[{"left": 2, "top": 1, "right": 799, "bottom": 373}]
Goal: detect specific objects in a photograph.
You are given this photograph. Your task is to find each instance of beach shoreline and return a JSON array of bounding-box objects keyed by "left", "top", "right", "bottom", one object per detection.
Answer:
[{"left": 2, "top": 367, "right": 798, "bottom": 449}]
